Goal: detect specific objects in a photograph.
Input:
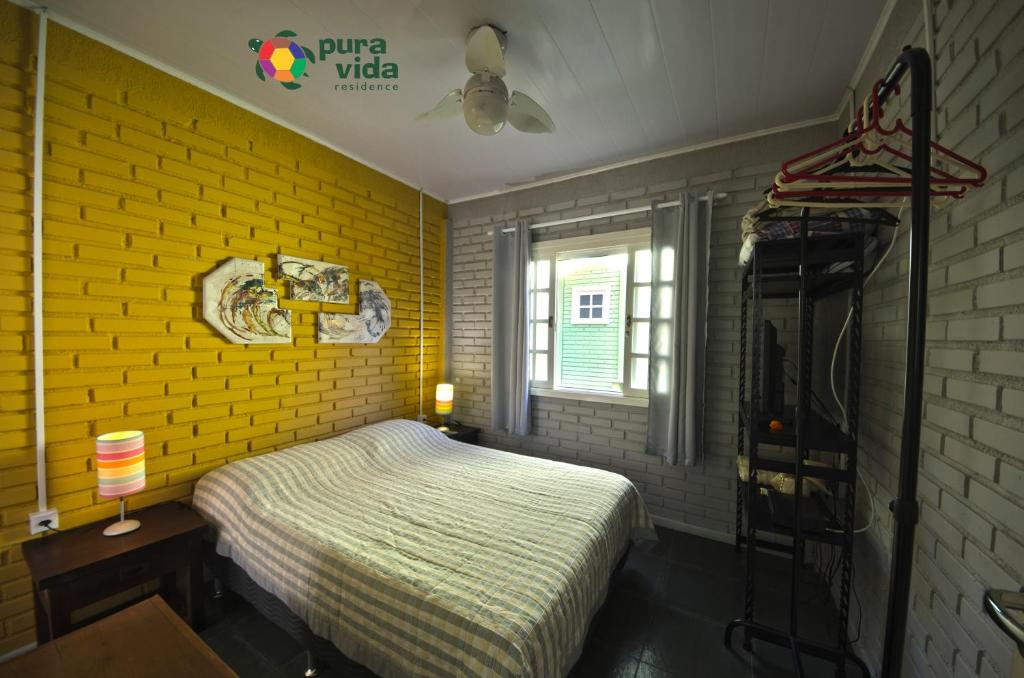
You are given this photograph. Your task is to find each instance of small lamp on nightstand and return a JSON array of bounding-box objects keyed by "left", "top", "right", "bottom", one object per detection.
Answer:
[
  {"left": 96, "top": 430, "right": 146, "bottom": 537},
  {"left": 435, "top": 383, "right": 454, "bottom": 432}
]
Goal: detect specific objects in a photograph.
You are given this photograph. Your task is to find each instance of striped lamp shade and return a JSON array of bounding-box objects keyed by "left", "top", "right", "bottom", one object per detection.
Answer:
[
  {"left": 435, "top": 383, "right": 454, "bottom": 415},
  {"left": 96, "top": 431, "right": 146, "bottom": 498}
]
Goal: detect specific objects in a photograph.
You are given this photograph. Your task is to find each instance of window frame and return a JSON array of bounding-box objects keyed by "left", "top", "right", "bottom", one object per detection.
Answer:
[
  {"left": 570, "top": 285, "right": 611, "bottom": 324},
  {"left": 529, "top": 229, "right": 651, "bottom": 406}
]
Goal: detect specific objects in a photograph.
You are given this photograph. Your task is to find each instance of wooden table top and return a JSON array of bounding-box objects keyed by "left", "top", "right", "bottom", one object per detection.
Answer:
[
  {"left": 0, "top": 595, "right": 235, "bottom": 678},
  {"left": 22, "top": 502, "right": 207, "bottom": 584}
]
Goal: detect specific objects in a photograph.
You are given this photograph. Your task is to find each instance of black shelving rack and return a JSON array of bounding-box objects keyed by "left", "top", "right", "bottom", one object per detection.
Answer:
[{"left": 725, "top": 215, "right": 873, "bottom": 678}]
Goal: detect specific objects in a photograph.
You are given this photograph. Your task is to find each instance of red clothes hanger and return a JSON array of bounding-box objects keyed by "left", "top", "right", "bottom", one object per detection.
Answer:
[{"left": 774, "top": 81, "right": 985, "bottom": 195}]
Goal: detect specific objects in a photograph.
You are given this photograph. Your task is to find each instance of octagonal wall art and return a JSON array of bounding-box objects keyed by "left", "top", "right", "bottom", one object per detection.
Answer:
[{"left": 203, "top": 258, "right": 292, "bottom": 344}]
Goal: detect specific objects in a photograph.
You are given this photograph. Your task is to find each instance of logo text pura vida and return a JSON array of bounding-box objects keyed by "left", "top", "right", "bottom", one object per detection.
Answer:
[{"left": 319, "top": 38, "right": 398, "bottom": 79}]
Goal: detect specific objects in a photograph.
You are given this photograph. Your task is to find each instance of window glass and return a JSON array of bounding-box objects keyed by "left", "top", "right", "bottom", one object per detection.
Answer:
[
  {"left": 658, "top": 248, "right": 674, "bottom": 282},
  {"left": 534, "top": 322, "right": 549, "bottom": 351},
  {"left": 533, "top": 352, "right": 548, "bottom": 381},
  {"left": 633, "top": 286, "right": 651, "bottom": 319},
  {"left": 570, "top": 283, "right": 611, "bottom": 326},
  {"left": 656, "top": 287, "right": 673, "bottom": 320},
  {"left": 535, "top": 292, "right": 549, "bottom": 319},
  {"left": 631, "top": 357, "right": 649, "bottom": 391},
  {"left": 631, "top": 320, "right": 650, "bottom": 354},
  {"left": 634, "top": 250, "right": 652, "bottom": 283},
  {"left": 529, "top": 236, "right": 652, "bottom": 399},
  {"left": 557, "top": 254, "right": 625, "bottom": 392},
  {"left": 535, "top": 259, "right": 550, "bottom": 289}
]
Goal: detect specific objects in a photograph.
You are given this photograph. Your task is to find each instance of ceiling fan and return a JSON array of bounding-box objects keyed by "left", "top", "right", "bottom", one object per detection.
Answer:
[{"left": 416, "top": 25, "right": 556, "bottom": 136}]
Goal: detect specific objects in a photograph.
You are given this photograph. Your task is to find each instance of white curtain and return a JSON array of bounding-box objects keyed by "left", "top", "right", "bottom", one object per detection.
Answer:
[
  {"left": 491, "top": 220, "right": 531, "bottom": 435},
  {"left": 646, "top": 192, "right": 712, "bottom": 465}
]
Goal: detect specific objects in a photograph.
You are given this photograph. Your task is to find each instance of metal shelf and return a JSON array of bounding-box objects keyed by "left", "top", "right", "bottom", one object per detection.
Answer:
[
  {"left": 743, "top": 271, "right": 859, "bottom": 299},
  {"left": 745, "top": 485, "right": 846, "bottom": 546},
  {"left": 752, "top": 457, "right": 851, "bottom": 484},
  {"left": 742, "top": 234, "right": 866, "bottom": 300},
  {"left": 729, "top": 211, "right": 867, "bottom": 678},
  {"left": 744, "top": 232, "right": 864, "bottom": 273},
  {"left": 741, "top": 403, "right": 856, "bottom": 455}
]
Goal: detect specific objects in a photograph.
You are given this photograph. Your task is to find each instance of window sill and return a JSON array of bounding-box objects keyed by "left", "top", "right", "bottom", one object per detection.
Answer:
[{"left": 529, "top": 387, "right": 648, "bottom": 408}]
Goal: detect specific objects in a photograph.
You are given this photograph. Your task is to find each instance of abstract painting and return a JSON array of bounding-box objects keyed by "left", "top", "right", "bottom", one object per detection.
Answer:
[
  {"left": 203, "top": 258, "right": 291, "bottom": 344},
  {"left": 278, "top": 254, "right": 349, "bottom": 303},
  {"left": 318, "top": 280, "right": 391, "bottom": 344}
]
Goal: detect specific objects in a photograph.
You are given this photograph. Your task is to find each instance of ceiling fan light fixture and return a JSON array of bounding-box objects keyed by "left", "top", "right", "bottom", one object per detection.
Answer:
[
  {"left": 464, "top": 102, "right": 506, "bottom": 135},
  {"left": 462, "top": 74, "right": 508, "bottom": 136},
  {"left": 417, "top": 24, "right": 554, "bottom": 136}
]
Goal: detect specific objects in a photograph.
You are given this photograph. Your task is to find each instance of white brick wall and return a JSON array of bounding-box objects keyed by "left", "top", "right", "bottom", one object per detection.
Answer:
[
  {"left": 448, "top": 124, "right": 837, "bottom": 534},
  {"left": 448, "top": 2, "right": 1023, "bottom": 674},
  {"left": 840, "top": 0, "right": 1024, "bottom": 675}
]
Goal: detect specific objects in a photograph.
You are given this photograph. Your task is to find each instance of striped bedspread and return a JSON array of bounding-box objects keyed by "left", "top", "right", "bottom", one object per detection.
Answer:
[{"left": 193, "top": 419, "right": 653, "bottom": 678}]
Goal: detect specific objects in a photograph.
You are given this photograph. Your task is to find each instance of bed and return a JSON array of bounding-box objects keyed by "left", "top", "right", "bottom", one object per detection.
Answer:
[{"left": 192, "top": 419, "right": 654, "bottom": 678}]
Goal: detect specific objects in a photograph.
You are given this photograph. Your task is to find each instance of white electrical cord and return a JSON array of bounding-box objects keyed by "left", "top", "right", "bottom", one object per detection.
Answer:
[
  {"left": 418, "top": 189, "right": 424, "bottom": 422},
  {"left": 827, "top": 468, "right": 876, "bottom": 534},
  {"left": 828, "top": 203, "right": 907, "bottom": 428},
  {"left": 824, "top": 203, "right": 906, "bottom": 535},
  {"left": 32, "top": 10, "right": 48, "bottom": 513}
]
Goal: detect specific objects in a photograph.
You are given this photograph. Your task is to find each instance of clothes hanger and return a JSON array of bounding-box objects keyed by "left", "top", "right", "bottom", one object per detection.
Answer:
[
  {"left": 776, "top": 124, "right": 968, "bottom": 194},
  {"left": 772, "top": 145, "right": 968, "bottom": 200},
  {"left": 778, "top": 81, "right": 983, "bottom": 191},
  {"left": 863, "top": 82, "right": 987, "bottom": 187},
  {"left": 766, "top": 192, "right": 913, "bottom": 210}
]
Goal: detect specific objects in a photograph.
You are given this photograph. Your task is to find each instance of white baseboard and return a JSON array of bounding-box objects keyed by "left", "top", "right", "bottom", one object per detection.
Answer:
[
  {"left": 649, "top": 513, "right": 735, "bottom": 545},
  {"left": 0, "top": 642, "right": 36, "bottom": 663},
  {"left": 649, "top": 513, "right": 795, "bottom": 555}
]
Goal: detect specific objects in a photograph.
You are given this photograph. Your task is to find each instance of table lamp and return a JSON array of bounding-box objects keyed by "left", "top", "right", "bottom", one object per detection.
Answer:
[
  {"left": 96, "top": 430, "right": 146, "bottom": 537},
  {"left": 435, "top": 383, "right": 454, "bottom": 432}
]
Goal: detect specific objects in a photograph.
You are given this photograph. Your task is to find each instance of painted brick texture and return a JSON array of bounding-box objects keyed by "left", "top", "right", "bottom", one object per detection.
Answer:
[
  {"left": 839, "top": 0, "right": 1024, "bottom": 675},
  {"left": 0, "top": 3, "right": 445, "bottom": 654},
  {"left": 448, "top": 123, "right": 839, "bottom": 537}
]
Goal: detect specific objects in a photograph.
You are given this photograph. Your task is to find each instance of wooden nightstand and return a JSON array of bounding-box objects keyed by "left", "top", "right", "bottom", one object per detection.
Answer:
[
  {"left": 441, "top": 424, "right": 480, "bottom": 444},
  {"left": 22, "top": 501, "right": 207, "bottom": 644}
]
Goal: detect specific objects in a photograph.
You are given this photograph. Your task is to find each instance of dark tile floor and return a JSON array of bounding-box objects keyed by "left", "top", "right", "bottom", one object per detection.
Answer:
[{"left": 202, "top": 526, "right": 854, "bottom": 677}]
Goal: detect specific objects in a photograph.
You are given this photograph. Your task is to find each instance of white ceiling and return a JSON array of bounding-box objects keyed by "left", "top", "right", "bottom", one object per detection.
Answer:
[{"left": 40, "top": 0, "right": 887, "bottom": 202}]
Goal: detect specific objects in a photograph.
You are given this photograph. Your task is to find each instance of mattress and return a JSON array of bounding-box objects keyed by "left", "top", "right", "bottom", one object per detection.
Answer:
[
  {"left": 738, "top": 206, "right": 883, "bottom": 266},
  {"left": 193, "top": 419, "right": 654, "bottom": 678}
]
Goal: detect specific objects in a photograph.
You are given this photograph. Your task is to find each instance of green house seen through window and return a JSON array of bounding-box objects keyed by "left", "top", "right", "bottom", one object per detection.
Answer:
[{"left": 528, "top": 229, "right": 651, "bottom": 402}]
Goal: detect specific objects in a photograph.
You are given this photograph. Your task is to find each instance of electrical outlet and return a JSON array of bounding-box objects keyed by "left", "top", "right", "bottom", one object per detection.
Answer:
[{"left": 29, "top": 508, "right": 59, "bottom": 535}]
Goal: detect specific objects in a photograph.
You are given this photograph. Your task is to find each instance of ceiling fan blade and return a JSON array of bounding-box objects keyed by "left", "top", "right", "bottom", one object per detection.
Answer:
[
  {"left": 508, "top": 91, "right": 555, "bottom": 133},
  {"left": 465, "top": 25, "right": 506, "bottom": 78},
  {"left": 416, "top": 89, "right": 463, "bottom": 121}
]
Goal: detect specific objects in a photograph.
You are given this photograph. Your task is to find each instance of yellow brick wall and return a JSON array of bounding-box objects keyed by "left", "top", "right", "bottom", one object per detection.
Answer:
[{"left": 0, "top": 1, "right": 446, "bottom": 653}]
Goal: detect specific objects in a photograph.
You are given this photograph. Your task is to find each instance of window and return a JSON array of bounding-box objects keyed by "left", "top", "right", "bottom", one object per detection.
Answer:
[
  {"left": 571, "top": 286, "right": 609, "bottom": 324},
  {"left": 528, "top": 230, "right": 651, "bottom": 404}
]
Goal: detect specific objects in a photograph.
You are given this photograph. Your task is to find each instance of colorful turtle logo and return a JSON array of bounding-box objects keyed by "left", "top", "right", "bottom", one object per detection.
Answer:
[{"left": 248, "top": 31, "right": 315, "bottom": 90}]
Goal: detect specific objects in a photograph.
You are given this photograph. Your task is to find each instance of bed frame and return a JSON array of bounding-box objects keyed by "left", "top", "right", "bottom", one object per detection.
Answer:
[{"left": 204, "top": 542, "right": 632, "bottom": 677}]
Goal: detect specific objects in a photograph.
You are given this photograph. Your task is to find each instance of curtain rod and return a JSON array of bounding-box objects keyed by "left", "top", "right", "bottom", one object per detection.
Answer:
[{"left": 500, "top": 192, "right": 726, "bottom": 233}]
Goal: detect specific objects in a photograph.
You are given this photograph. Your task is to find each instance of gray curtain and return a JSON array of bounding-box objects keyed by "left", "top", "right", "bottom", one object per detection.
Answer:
[
  {"left": 492, "top": 220, "right": 531, "bottom": 435},
  {"left": 646, "top": 192, "right": 712, "bottom": 465}
]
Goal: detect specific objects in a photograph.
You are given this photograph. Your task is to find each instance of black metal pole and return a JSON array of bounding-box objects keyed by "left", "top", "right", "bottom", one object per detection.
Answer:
[
  {"left": 844, "top": 47, "right": 910, "bottom": 137},
  {"left": 880, "top": 46, "right": 932, "bottom": 678},
  {"left": 789, "top": 207, "right": 811, "bottom": 677}
]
